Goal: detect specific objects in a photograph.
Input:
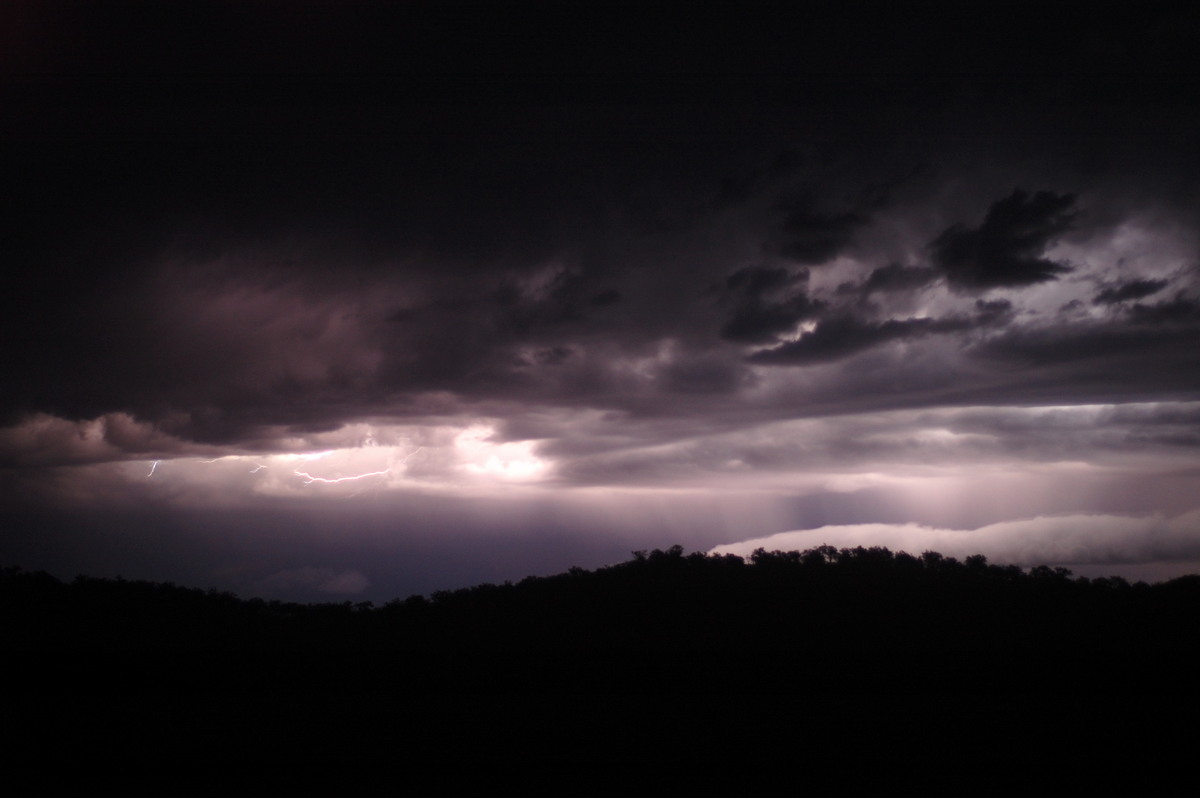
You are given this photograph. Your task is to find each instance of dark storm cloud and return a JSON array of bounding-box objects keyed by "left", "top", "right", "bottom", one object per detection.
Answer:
[
  {"left": 713, "top": 147, "right": 803, "bottom": 208},
  {"left": 835, "top": 263, "right": 942, "bottom": 305},
  {"left": 973, "top": 299, "right": 1014, "bottom": 324},
  {"left": 722, "top": 266, "right": 802, "bottom": 298},
  {"left": 859, "top": 264, "right": 941, "bottom": 295},
  {"left": 0, "top": 255, "right": 402, "bottom": 444},
  {"left": 747, "top": 315, "right": 974, "bottom": 366},
  {"left": 972, "top": 320, "right": 1200, "bottom": 400},
  {"left": 930, "top": 190, "right": 1077, "bottom": 290},
  {"left": 718, "top": 266, "right": 824, "bottom": 344},
  {"left": 1093, "top": 279, "right": 1170, "bottom": 305},
  {"left": 776, "top": 202, "right": 869, "bottom": 265},
  {"left": 5, "top": 4, "right": 1194, "bottom": 434},
  {"left": 1127, "top": 296, "right": 1200, "bottom": 325},
  {"left": 657, "top": 351, "right": 758, "bottom": 396},
  {"left": 492, "top": 270, "right": 622, "bottom": 335},
  {"left": 748, "top": 300, "right": 1012, "bottom": 367}
]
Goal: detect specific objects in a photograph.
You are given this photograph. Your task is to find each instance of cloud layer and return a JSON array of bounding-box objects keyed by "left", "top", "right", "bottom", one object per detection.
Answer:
[{"left": 712, "top": 510, "right": 1200, "bottom": 582}]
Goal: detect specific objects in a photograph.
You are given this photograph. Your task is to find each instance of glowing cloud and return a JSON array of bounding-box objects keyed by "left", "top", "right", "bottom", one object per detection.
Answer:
[{"left": 711, "top": 509, "right": 1200, "bottom": 575}]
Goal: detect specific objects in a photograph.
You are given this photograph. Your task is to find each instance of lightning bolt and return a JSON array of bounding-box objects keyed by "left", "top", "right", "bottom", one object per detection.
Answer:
[
  {"left": 146, "top": 444, "right": 423, "bottom": 491},
  {"left": 293, "top": 467, "right": 392, "bottom": 484},
  {"left": 291, "top": 447, "right": 421, "bottom": 486}
]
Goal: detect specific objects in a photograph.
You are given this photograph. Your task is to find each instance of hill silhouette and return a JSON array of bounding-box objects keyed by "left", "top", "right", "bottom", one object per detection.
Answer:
[{"left": 5, "top": 545, "right": 1199, "bottom": 694}]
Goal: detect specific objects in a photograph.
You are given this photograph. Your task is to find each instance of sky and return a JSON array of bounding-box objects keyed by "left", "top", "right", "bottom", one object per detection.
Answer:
[{"left": 3, "top": 2, "right": 1200, "bottom": 601}]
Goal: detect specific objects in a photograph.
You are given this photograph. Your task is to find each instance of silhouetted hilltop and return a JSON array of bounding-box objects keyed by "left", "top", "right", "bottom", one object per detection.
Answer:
[{"left": 5, "top": 546, "right": 1199, "bottom": 692}]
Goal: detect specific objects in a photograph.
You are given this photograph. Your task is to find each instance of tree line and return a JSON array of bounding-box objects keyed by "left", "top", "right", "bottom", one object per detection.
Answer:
[{"left": 5, "top": 545, "right": 1198, "bottom": 692}]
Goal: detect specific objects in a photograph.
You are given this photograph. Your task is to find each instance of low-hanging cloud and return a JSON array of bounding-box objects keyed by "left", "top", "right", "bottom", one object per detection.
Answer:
[{"left": 711, "top": 510, "right": 1200, "bottom": 572}]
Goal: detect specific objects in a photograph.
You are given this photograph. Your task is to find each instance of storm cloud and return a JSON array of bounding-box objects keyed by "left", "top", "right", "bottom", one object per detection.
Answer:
[
  {"left": 1093, "top": 279, "right": 1170, "bottom": 305},
  {"left": 2, "top": 2, "right": 1199, "bottom": 599},
  {"left": 718, "top": 266, "right": 824, "bottom": 344},
  {"left": 930, "top": 190, "right": 1078, "bottom": 290}
]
